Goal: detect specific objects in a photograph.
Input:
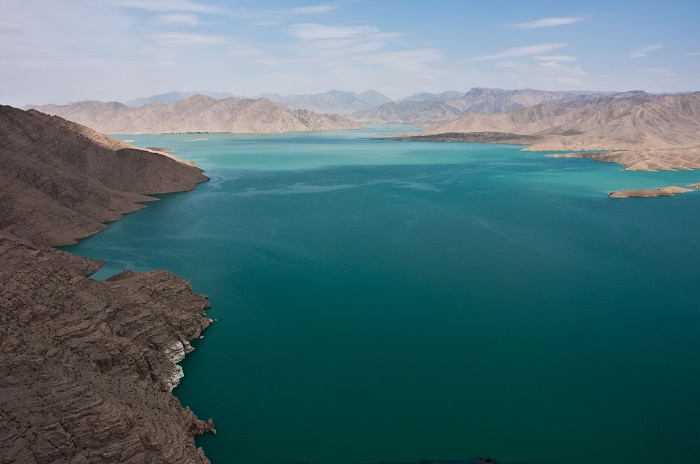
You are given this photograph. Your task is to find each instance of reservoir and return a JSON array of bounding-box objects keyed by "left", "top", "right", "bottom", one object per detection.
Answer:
[{"left": 65, "top": 126, "right": 700, "bottom": 464}]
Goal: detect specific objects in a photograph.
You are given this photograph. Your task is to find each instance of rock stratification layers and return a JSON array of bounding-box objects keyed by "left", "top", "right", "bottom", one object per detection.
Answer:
[{"left": 0, "top": 106, "right": 214, "bottom": 463}]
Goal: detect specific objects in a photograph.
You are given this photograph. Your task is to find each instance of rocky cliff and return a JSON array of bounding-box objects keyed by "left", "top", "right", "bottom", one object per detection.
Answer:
[
  {"left": 0, "top": 106, "right": 215, "bottom": 463},
  {"left": 26, "top": 95, "right": 365, "bottom": 134}
]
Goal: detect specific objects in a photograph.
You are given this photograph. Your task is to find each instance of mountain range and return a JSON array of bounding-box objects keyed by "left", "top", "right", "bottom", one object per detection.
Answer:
[
  {"left": 351, "top": 88, "right": 631, "bottom": 124},
  {"left": 109, "top": 88, "right": 648, "bottom": 126},
  {"left": 127, "top": 90, "right": 238, "bottom": 107},
  {"left": 127, "top": 89, "right": 392, "bottom": 115},
  {"left": 262, "top": 89, "right": 393, "bottom": 115},
  {"left": 26, "top": 95, "right": 364, "bottom": 134},
  {"left": 421, "top": 92, "right": 700, "bottom": 171}
]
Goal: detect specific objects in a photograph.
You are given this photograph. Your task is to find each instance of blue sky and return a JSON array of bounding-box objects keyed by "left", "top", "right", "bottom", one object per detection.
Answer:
[{"left": 2, "top": 0, "right": 699, "bottom": 105}]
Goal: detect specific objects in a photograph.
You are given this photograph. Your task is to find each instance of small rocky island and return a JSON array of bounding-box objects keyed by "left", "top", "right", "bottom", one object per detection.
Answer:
[
  {"left": 0, "top": 105, "right": 214, "bottom": 463},
  {"left": 608, "top": 185, "right": 697, "bottom": 198}
]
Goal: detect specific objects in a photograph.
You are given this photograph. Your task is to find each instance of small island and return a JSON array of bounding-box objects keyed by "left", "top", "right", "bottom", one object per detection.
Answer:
[{"left": 608, "top": 185, "right": 698, "bottom": 198}]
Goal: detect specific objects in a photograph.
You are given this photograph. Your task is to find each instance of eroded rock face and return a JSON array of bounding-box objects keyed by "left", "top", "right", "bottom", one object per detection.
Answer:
[
  {"left": 0, "top": 234, "right": 215, "bottom": 463},
  {"left": 0, "top": 106, "right": 215, "bottom": 463}
]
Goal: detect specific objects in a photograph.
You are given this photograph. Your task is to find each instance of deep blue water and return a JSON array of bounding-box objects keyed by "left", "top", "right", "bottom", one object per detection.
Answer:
[{"left": 65, "top": 127, "right": 700, "bottom": 464}]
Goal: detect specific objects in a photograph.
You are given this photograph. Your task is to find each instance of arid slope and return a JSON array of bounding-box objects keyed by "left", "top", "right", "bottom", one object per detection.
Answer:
[{"left": 0, "top": 105, "right": 208, "bottom": 245}]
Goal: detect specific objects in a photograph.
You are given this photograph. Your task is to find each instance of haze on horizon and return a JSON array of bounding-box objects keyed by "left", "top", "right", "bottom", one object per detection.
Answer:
[{"left": 2, "top": 0, "right": 699, "bottom": 107}]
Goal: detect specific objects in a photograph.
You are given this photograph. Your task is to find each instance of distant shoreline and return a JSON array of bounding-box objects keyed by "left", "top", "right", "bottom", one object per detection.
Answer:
[{"left": 383, "top": 131, "right": 700, "bottom": 198}]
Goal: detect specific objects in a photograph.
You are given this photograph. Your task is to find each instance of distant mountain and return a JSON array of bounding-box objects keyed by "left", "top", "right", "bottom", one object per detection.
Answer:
[
  {"left": 351, "top": 100, "right": 463, "bottom": 124},
  {"left": 446, "top": 88, "right": 615, "bottom": 113},
  {"left": 424, "top": 92, "right": 700, "bottom": 171},
  {"left": 127, "top": 90, "right": 237, "bottom": 107},
  {"left": 255, "top": 93, "right": 285, "bottom": 103},
  {"left": 399, "top": 90, "right": 467, "bottom": 102},
  {"left": 358, "top": 88, "right": 621, "bottom": 124},
  {"left": 26, "top": 95, "right": 364, "bottom": 134},
  {"left": 268, "top": 89, "right": 393, "bottom": 115}
]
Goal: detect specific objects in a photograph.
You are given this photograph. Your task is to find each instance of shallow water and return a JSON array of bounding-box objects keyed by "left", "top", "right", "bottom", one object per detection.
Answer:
[{"left": 65, "top": 127, "right": 700, "bottom": 464}]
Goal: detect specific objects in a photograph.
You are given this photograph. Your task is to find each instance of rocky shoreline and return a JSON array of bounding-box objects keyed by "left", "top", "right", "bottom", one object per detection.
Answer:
[{"left": 1, "top": 106, "right": 215, "bottom": 463}]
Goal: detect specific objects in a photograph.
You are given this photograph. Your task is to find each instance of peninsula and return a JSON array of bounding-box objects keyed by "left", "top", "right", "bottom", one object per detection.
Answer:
[
  {"left": 0, "top": 105, "right": 214, "bottom": 463},
  {"left": 419, "top": 92, "right": 700, "bottom": 173}
]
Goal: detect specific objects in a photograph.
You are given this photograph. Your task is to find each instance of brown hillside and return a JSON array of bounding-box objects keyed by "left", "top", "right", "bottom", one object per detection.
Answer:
[{"left": 0, "top": 105, "right": 208, "bottom": 245}]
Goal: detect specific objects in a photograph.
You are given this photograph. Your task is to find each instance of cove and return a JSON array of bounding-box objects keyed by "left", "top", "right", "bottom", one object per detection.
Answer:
[{"left": 64, "top": 126, "right": 700, "bottom": 464}]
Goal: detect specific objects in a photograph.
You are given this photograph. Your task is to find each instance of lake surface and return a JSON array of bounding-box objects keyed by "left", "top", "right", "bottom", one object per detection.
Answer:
[{"left": 65, "top": 127, "right": 700, "bottom": 464}]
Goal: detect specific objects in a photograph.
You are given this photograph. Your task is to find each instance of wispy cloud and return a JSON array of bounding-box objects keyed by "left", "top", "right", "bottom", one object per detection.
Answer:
[
  {"left": 288, "top": 23, "right": 399, "bottom": 41},
  {"left": 151, "top": 13, "right": 201, "bottom": 26},
  {"left": 629, "top": 44, "right": 663, "bottom": 58},
  {"left": 686, "top": 51, "right": 700, "bottom": 56},
  {"left": 538, "top": 61, "right": 583, "bottom": 73},
  {"left": 360, "top": 49, "right": 442, "bottom": 73},
  {"left": 536, "top": 55, "right": 578, "bottom": 61},
  {"left": 108, "top": 0, "right": 227, "bottom": 14},
  {"left": 465, "top": 43, "right": 567, "bottom": 62},
  {"left": 285, "top": 23, "right": 402, "bottom": 55},
  {"left": 253, "top": 57, "right": 323, "bottom": 66},
  {"left": 285, "top": 4, "right": 337, "bottom": 15},
  {"left": 508, "top": 17, "right": 583, "bottom": 29},
  {"left": 149, "top": 32, "right": 228, "bottom": 47}
]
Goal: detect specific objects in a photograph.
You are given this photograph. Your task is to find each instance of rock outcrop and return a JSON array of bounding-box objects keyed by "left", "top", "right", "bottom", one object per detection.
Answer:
[
  {"left": 0, "top": 105, "right": 214, "bottom": 463},
  {"left": 26, "top": 95, "right": 365, "bottom": 134}
]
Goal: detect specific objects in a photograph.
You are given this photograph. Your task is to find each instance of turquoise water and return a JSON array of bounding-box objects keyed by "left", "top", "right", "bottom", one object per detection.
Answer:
[{"left": 65, "top": 127, "right": 700, "bottom": 464}]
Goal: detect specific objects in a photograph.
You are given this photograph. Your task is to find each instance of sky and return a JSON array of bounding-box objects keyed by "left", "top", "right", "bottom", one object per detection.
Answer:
[{"left": 1, "top": 0, "right": 699, "bottom": 106}]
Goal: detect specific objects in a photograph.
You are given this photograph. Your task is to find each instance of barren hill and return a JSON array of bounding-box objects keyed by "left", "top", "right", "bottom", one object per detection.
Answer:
[
  {"left": 424, "top": 92, "right": 700, "bottom": 171},
  {"left": 0, "top": 105, "right": 208, "bottom": 245},
  {"left": 26, "top": 95, "right": 364, "bottom": 134},
  {"left": 0, "top": 105, "right": 214, "bottom": 462}
]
